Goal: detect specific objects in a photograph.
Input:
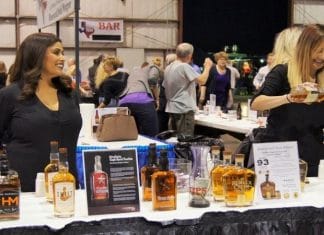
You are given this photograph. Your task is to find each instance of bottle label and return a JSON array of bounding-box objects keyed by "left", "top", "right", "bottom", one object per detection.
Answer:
[
  {"left": 232, "top": 178, "right": 246, "bottom": 193},
  {"left": 53, "top": 182, "right": 74, "bottom": 212},
  {"left": 0, "top": 189, "right": 19, "bottom": 216},
  {"left": 190, "top": 178, "right": 209, "bottom": 196},
  {"left": 47, "top": 172, "right": 57, "bottom": 200},
  {"left": 92, "top": 172, "right": 108, "bottom": 199},
  {"left": 157, "top": 195, "right": 175, "bottom": 202}
]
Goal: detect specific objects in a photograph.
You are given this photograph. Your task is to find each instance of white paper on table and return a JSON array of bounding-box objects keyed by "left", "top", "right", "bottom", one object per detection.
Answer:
[{"left": 253, "top": 141, "right": 301, "bottom": 204}]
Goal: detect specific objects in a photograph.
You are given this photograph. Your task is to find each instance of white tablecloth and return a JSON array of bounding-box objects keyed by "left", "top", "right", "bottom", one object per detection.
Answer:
[
  {"left": 195, "top": 113, "right": 259, "bottom": 134},
  {"left": 1, "top": 178, "right": 324, "bottom": 230}
]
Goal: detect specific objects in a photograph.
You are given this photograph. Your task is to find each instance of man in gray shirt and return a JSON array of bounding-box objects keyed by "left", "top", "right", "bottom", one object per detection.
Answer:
[{"left": 163, "top": 43, "right": 212, "bottom": 135}]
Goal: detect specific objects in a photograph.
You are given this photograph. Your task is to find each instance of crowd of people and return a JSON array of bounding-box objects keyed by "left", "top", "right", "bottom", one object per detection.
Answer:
[{"left": 0, "top": 23, "right": 323, "bottom": 191}]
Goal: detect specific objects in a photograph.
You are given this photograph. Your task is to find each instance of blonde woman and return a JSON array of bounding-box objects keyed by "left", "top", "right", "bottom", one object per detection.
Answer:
[
  {"left": 251, "top": 24, "right": 324, "bottom": 176},
  {"left": 94, "top": 59, "right": 109, "bottom": 90},
  {"left": 271, "top": 26, "right": 304, "bottom": 68},
  {"left": 98, "top": 56, "right": 128, "bottom": 108}
]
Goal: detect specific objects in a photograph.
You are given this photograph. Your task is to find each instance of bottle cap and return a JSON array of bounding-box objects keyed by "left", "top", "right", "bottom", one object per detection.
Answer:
[{"left": 211, "top": 146, "right": 220, "bottom": 151}]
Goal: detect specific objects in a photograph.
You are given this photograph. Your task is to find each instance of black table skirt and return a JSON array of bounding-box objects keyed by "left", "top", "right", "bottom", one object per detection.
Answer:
[{"left": 2, "top": 206, "right": 324, "bottom": 235}]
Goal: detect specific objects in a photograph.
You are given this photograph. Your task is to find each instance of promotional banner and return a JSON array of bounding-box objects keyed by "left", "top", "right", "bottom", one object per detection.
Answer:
[
  {"left": 36, "top": 0, "right": 75, "bottom": 29},
  {"left": 83, "top": 149, "right": 140, "bottom": 215},
  {"left": 79, "top": 19, "right": 124, "bottom": 43}
]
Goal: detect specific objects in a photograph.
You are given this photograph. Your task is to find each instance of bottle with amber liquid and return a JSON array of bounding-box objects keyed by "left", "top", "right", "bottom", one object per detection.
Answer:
[
  {"left": 52, "top": 148, "right": 75, "bottom": 217},
  {"left": 222, "top": 154, "right": 255, "bottom": 207},
  {"left": 90, "top": 155, "right": 109, "bottom": 201},
  {"left": 0, "top": 148, "right": 20, "bottom": 220},
  {"left": 236, "top": 102, "right": 242, "bottom": 120},
  {"left": 152, "top": 149, "right": 176, "bottom": 211},
  {"left": 141, "top": 143, "right": 159, "bottom": 201},
  {"left": 211, "top": 151, "right": 233, "bottom": 201},
  {"left": 260, "top": 171, "right": 276, "bottom": 199},
  {"left": 44, "top": 141, "right": 59, "bottom": 202}
]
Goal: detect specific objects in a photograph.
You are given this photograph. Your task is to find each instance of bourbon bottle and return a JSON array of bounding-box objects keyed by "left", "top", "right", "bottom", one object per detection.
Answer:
[
  {"left": 141, "top": 143, "right": 159, "bottom": 201},
  {"left": 211, "top": 151, "right": 233, "bottom": 201},
  {"left": 0, "top": 150, "right": 20, "bottom": 220},
  {"left": 152, "top": 149, "right": 176, "bottom": 210},
  {"left": 222, "top": 154, "right": 255, "bottom": 207},
  {"left": 260, "top": 171, "right": 276, "bottom": 199},
  {"left": 52, "top": 148, "right": 75, "bottom": 217},
  {"left": 90, "top": 155, "right": 109, "bottom": 201},
  {"left": 44, "top": 141, "right": 59, "bottom": 202}
]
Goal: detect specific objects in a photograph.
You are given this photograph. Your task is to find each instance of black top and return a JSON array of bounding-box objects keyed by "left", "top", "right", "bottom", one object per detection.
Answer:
[
  {"left": 0, "top": 83, "right": 82, "bottom": 191},
  {"left": 204, "top": 65, "right": 231, "bottom": 108},
  {"left": 251, "top": 64, "right": 324, "bottom": 172},
  {"left": 99, "top": 72, "right": 128, "bottom": 105},
  {"left": 0, "top": 73, "right": 7, "bottom": 90}
]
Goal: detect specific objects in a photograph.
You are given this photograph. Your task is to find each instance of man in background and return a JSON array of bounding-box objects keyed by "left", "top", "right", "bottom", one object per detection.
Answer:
[
  {"left": 253, "top": 53, "right": 274, "bottom": 90},
  {"left": 163, "top": 43, "right": 212, "bottom": 136}
]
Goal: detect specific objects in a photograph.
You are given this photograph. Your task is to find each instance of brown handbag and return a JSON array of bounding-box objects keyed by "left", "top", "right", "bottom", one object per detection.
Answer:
[{"left": 96, "top": 113, "right": 138, "bottom": 142}]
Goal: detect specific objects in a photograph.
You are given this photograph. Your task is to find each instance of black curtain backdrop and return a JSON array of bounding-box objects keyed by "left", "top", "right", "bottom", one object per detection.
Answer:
[{"left": 183, "top": 0, "right": 289, "bottom": 65}]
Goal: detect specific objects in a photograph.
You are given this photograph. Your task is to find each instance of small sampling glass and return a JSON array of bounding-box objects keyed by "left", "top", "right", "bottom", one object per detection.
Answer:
[
  {"left": 170, "top": 159, "right": 192, "bottom": 193},
  {"left": 299, "top": 159, "right": 308, "bottom": 192}
]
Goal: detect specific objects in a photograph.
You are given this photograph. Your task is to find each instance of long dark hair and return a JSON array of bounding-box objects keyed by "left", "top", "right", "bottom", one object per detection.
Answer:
[{"left": 11, "top": 32, "right": 72, "bottom": 100}]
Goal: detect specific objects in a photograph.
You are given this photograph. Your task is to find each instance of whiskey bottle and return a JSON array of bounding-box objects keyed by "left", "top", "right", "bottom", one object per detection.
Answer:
[
  {"left": 90, "top": 155, "right": 109, "bottom": 200},
  {"left": 222, "top": 154, "right": 255, "bottom": 207},
  {"left": 236, "top": 102, "right": 242, "bottom": 120},
  {"left": 211, "top": 150, "right": 233, "bottom": 201},
  {"left": 260, "top": 171, "right": 276, "bottom": 199},
  {"left": 44, "top": 141, "right": 59, "bottom": 202},
  {"left": 152, "top": 149, "right": 176, "bottom": 210},
  {"left": 52, "top": 148, "right": 75, "bottom": 217},
  {"left": 95, "top": 109, "right": 100, "bottom": 124},
  {"left": 0, "top": 150, "right": 20, "bottom": 220},
  {"left": 141, "top": 143, "right": 159, "bottom": 201},
  {"left": 207, "top": 146, "right": 221, "bottom": 197}
]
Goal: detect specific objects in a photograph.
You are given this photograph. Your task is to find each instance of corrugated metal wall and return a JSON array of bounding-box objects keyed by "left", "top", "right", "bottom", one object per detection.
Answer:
[{"left": 0, "top": 0, "right": 179, "bottom": 76}]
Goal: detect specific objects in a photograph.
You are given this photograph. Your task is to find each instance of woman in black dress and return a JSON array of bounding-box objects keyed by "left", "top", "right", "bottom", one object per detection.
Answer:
[
  {"left": 251, "top": 25, "right": 324, "bottom": 176},
  {"left": 0, "top": 33, "right": 82, "bottom": 192},
  {"left": 98, "top": 56, "right": 128, "bottom": 108}
]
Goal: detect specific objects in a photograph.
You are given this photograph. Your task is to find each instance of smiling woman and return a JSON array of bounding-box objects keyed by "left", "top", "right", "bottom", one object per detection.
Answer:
[
  {"left": 250, "top": 24, "right": 324, "bottom": 177},
  {"left": 0, "top": 32, "right": 82, "bottom": 192}
]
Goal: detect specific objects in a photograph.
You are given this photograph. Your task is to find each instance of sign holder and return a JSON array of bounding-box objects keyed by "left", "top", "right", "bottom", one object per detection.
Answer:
[{"left": 83, "top": 149, "right": 140, "bottom": 215}]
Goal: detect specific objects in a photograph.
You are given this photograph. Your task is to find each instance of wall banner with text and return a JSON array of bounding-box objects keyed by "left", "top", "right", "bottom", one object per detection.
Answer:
[
  {"left": 36, "top": 0, "right": 74, "bottom": 29},
  {"left": 79, "top": 19, "right": 124, "bottom": 43}
]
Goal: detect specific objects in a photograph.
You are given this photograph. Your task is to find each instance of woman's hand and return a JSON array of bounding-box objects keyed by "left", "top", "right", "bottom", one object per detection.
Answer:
[
  {"left": 203, "top": 58, "right": 213, "bottom": 70},
  {"left": 289, "top": 82, "right": 319, "bottom": 103},
  {"left": 98, "top": 102, "right": 105, "bottom": 108}
]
